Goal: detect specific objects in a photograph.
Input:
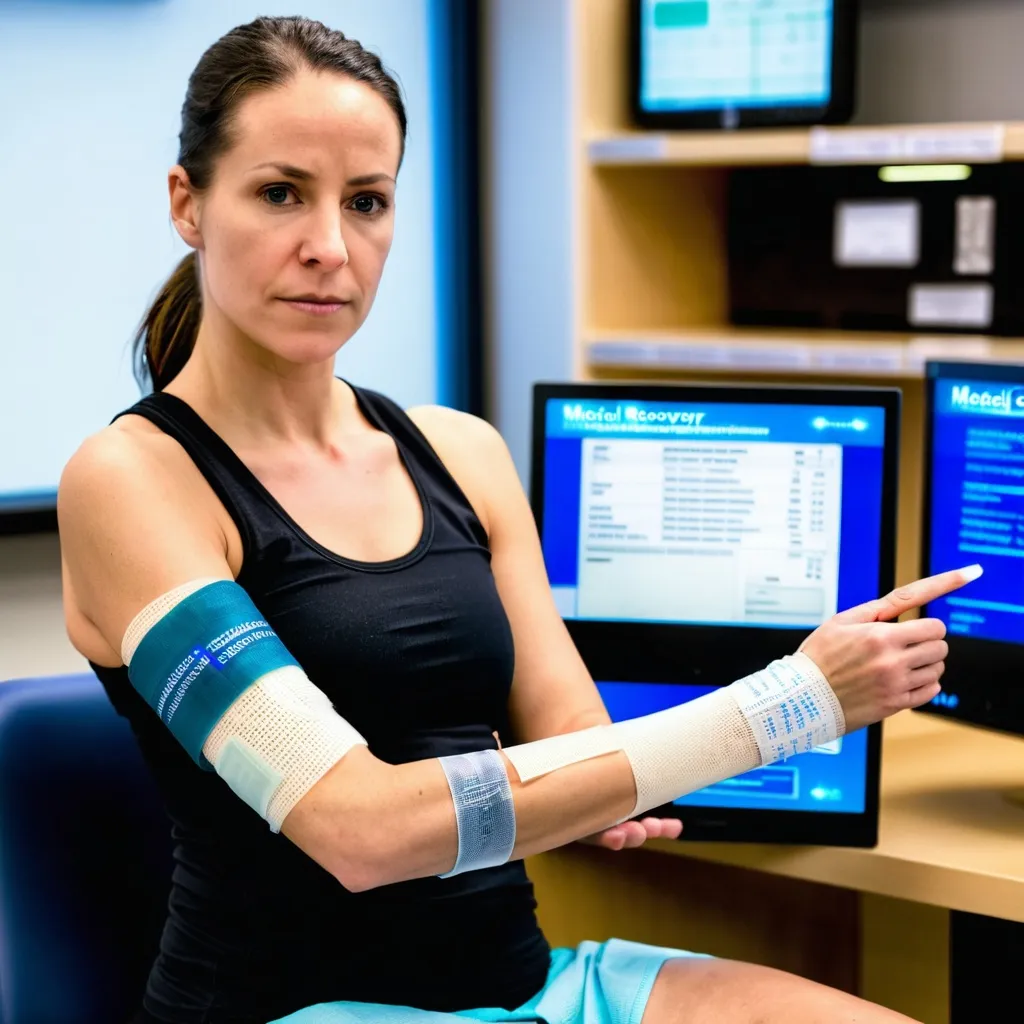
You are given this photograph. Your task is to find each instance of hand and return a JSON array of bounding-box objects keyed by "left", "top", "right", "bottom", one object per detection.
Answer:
[
  {"left": 580, "top": 816, "right": 683, "bottom": 851},
  {"left": 800, "top": 565, "right": 982, "bottom": 734}
]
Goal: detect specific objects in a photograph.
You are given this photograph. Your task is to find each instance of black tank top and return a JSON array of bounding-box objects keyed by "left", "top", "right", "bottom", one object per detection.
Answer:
[{"left": 90, "top": 385, "right": 551, "bottom": 1024}]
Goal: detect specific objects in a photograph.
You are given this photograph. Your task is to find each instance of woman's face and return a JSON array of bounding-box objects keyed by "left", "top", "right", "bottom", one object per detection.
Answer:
[{"left": 173, "top": 70, "right": 402, "bottom": 367}]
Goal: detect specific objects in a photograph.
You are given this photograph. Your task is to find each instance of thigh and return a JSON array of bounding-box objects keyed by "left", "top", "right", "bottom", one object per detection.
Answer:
[{"left": 640, "top": 957, "right": 921, "bottom": 1024}]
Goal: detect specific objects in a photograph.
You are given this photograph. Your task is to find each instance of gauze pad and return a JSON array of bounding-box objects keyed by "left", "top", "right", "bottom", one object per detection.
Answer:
[{"left": 123, "top": 579, "right": 366, "bottom": 831}]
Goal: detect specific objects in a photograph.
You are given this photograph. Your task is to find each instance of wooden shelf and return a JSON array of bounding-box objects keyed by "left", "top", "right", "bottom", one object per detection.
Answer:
[
  {"left": 587, "top": 121, "right": 1024, "bottom": 168},
  {"left": 584, "top": 328, "right": 1024, "bottom": 380}
]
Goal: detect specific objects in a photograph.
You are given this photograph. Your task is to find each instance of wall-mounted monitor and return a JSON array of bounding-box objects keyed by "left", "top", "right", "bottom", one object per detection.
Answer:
[
  {"left": 631, "top": 0, "right": 859, "bottom": 130},
  {"left": 918, "top": 361, "right": 1024, "bottom": 736}
]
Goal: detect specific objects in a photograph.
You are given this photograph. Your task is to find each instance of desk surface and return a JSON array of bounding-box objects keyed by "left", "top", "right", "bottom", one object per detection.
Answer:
[{"left": 646, "top": 710, "right": 1024, "bottom": 922}]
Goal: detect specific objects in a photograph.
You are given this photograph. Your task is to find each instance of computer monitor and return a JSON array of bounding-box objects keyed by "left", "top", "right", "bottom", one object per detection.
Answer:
[
  {"left": 531, "top": 381, "right": 900, "bottom": 847},
  {"left": 918, "top": 361, "right": 1024, "bottom": 735},
  {"left": 630, "top": 0, "right": 859, "bottom": 131}
]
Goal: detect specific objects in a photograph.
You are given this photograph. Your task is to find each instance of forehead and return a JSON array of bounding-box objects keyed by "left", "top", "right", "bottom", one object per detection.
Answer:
[{"left": 225, "top": 70, "right": 402, "bottom": 175}]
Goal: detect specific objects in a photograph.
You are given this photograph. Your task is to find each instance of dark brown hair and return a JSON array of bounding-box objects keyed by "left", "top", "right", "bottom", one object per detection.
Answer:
[{"left": 134, "top": 16, "right": 407, "bottom": 391}]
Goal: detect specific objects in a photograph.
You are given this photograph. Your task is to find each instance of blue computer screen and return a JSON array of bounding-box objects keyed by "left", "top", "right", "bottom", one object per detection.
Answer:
[
  {"left": 639, "top": 0, "right": 834, "bottom": 114},
  {"left": 598, "top": 681, "right": 869, "bottom": 814},
  {"left": 540, "top": 395, "right": 887, "bottom": 815},
  {"left": 543, "top": 397, "right": 886, "bottom": 628},
  {"left": 928, "top": 375, "right": 1024, "bottom": 646}
]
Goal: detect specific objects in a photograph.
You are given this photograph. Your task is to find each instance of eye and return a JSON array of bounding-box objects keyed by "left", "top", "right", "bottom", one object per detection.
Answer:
[
  {"left": 260, "top": 184, "right": 298, "bottom": 206},
  {"left": 350, "top": 193, "right": 388, "bottom": 216}
]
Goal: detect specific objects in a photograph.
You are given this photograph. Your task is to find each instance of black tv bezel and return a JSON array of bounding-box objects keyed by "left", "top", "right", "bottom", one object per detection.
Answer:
[
  {"left": 629, "top": 0, "right": 859, "bottom": 131},
  {"left": 916, "top": 361, "right": 1024, "bottom": 738},
  {"left": 531, "top": 379, "right": 901, "bottom": 848}
]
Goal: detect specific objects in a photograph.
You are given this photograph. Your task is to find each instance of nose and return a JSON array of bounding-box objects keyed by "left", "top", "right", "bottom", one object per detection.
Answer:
[{"left": 299, "top": 206, "right": 349, "bottom": 270}]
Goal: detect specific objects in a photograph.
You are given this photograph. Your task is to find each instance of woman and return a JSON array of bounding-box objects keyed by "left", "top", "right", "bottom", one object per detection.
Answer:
[{"left": 58, "top": 16, "right": 967, "bottom": 1024}]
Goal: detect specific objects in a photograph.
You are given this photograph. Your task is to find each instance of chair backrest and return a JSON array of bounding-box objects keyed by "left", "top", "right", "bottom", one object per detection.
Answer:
[{"left": 0, "top": 673, "right": 172, "bottom": 1024}]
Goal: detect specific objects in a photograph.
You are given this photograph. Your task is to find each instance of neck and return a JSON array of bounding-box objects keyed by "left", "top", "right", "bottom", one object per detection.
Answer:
[{"left": 166, "top": 307, "right": 354, "bottom": 449}]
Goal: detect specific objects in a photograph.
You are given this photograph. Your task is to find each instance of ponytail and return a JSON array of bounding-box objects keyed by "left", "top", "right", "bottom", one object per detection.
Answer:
[{"left": 133, "top": 251, "right": 201, "bottom": 392}]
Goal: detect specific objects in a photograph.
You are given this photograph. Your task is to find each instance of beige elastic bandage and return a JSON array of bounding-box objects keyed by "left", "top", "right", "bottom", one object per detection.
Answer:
[{"left": 503, "top": 653, "right": 844, "bottom": 819}]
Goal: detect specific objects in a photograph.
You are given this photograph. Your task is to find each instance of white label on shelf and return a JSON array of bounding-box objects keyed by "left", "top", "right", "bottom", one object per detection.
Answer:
[
  {"left": 587, "top": 135, "right": 668, "bottom": 162},
  {"left": 657, "top": 344, "right": 728, "bottom": 367},
  {"left": 587, "top": 342, "right": 660, "bottom": 366},
  {"left": 724, "top": 344, "right": 812, "bottom": 369},
  {"left": 834, "top": 200, "right": 921, "bottom": 268},
  {"left": 814, "top": 345, "right": 906, "bottom": 373},
  {"left": 810, "top": 124, "right": 1005, "bottom": 164},
  {"left": 587, "top": 339, "right": 817, "bottom": 372},
  {"left": 955, "top": 196, "right": 997, "bottom": 276},
  {"left": 908, "top": 283, "right": 994, "bottom": 329}
]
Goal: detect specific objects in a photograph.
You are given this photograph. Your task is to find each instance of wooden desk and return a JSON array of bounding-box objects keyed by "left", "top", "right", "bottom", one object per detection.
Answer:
[{"left": 526, "top": 711, "right": 1024, "bottom": 1022}]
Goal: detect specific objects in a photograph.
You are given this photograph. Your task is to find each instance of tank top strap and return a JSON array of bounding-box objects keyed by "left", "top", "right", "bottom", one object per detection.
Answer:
[
  {"left": 351, "top": 386, "right": 489, "bottom": 547},
  {"left": 115, "top": 391, "right": 269, "bottom": 556}
]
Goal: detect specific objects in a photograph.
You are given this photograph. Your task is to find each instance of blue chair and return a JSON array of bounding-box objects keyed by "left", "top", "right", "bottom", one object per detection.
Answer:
[{"left": 0, "top": 673, "right": 172, "bottom": 1024}]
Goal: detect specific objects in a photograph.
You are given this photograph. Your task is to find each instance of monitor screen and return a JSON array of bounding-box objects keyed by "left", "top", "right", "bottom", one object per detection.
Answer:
[
  {"left": 920, "top": 362, "right": 1024, "bottom": 734},
  {"left": 531, "top": 382, "right": 899, "bottom": 846},
  {"left": 631, "top": 0, "right": 856, "bottom": 129},
  {"left": 543, "top": 395, "right": 885, "bottom": 629}
]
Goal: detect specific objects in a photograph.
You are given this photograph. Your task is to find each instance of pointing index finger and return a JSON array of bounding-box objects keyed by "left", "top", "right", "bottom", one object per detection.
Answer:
[{"left": 836, "top": 564, "right": 983, "bottom": 624}]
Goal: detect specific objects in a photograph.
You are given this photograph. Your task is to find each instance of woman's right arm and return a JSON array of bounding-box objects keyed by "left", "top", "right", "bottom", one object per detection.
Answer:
[
  {"left": 57, "top": 428, "right": 642, "bottom": 889},
  {"left": 58, "top": 427, "right": 966, "bottom": 894}
]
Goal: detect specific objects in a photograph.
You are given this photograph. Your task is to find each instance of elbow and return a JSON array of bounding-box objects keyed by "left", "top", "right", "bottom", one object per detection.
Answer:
[
  {"left": 328, "top": 830, "right": 401, "bottom": 893},
  {"left": 332, "top": 863, "right": 380, "bottom": 894},
  {"left": 287, "top": 751, "right": 449, "bottom": 892}
]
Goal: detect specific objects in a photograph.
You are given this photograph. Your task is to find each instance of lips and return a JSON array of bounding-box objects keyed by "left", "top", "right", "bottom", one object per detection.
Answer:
[{"left": 279, "top": 297, "right": 349, "bottom": 316}]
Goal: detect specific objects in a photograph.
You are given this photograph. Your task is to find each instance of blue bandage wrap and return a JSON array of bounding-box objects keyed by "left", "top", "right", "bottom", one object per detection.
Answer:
[
  {"left": 438, "top": 749, "right": 517, "bottom": 878},
  {"left": 127, "top": 581, "right": 299, "bottom": 769}
]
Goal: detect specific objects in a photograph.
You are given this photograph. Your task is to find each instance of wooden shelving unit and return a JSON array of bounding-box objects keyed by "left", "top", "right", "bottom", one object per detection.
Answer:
[{"left": 569, "top": 0, "right": 1024, "bottom": 589}]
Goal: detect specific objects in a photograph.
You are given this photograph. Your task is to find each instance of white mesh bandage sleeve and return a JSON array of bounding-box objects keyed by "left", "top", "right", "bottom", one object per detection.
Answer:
[
  {"left": 122, "top": 579, "right": 366, "bottom": 832},
  {"left": 504, "top": 653, "right": 843, "bottom": 818}
]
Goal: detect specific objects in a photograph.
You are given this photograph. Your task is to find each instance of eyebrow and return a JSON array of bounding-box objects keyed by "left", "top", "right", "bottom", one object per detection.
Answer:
[{"left": 249, "top": 162, "right": 395, "bottom": 186}]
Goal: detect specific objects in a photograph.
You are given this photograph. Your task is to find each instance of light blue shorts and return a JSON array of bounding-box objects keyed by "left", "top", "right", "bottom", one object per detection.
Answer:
[{"left": 270, "top": 938, "right": 709, "bottom": 1024}]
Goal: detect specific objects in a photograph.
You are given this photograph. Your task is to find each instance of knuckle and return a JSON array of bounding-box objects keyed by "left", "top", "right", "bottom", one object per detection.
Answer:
[
  {"left": 896, "top": 687, "right": 917, "bottom": 713},
  {"left": 863, "top": 627, "right": 885, "bottom": 655}
]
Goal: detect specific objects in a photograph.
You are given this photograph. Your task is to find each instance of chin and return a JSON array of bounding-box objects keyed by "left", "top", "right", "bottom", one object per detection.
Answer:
[{"left": 253, "top": 330, "right": 354, "bottom": 368}]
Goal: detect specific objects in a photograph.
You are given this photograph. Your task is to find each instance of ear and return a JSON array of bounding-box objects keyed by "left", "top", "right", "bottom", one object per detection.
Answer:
[{"left": 168, "top": 165, "right": 203, "bottom": 250}]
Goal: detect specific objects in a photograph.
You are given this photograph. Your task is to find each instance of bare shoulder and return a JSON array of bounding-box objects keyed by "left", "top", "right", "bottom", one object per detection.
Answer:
[
  {"left": 58, "top": 414, "right": 203, "bottom": 537},
  {"left": 59, "top": 415, "right": 233, "bottom": 656},
  {"left": 61, "top": 416, "right": 171, "bottom": 498},
  {"left": 406, "top": 406, "right": 521, "bottom": 536},
  {"left": 406, "top": 404, "right": 506, "bottom": 455}
]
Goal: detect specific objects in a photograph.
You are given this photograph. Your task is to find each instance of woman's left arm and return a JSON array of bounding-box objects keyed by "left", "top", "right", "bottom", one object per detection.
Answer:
[{"left": 408, "top": 406, "right": 682, "bottom": 850}]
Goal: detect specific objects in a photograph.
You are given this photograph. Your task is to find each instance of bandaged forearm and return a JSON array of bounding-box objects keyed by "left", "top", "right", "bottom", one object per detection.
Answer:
[{"left": 503, "top": 654, "right": 845, "bottom": 819}]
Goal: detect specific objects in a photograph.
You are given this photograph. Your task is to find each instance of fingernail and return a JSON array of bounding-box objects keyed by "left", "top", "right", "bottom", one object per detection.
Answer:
[{"left": 959, "top": 564, "right": 984, "bottom": 582}]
